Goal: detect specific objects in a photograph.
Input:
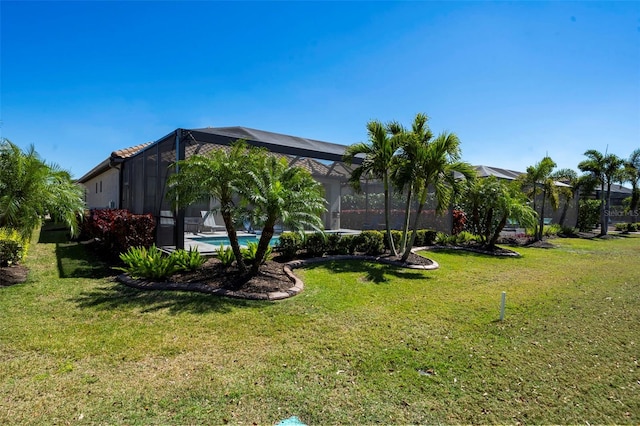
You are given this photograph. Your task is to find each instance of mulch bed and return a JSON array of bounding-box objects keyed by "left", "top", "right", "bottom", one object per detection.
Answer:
[{"left": 0, "top": 265, "right": 29, "bottom": 286}]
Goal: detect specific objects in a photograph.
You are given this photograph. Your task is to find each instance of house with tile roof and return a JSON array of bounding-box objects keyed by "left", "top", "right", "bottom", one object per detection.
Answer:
[{"left": 78, "top": 127, "right": 358, "bottom": 249}]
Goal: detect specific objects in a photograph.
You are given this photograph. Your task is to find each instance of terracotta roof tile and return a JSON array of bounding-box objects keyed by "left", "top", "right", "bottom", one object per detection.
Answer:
[{"left": 111, "top": 142, "right": 153, "bottom": 159}]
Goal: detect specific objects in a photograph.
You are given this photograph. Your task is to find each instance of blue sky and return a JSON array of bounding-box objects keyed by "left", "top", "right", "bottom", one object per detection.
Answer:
[{"left": 2, "top": 1, "right": 639, "bottom": 179}]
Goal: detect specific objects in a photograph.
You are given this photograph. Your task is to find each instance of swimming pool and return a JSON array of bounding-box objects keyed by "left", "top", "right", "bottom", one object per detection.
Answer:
[{"left": 194, "top": 235, "right": 280, "bottom": 247}]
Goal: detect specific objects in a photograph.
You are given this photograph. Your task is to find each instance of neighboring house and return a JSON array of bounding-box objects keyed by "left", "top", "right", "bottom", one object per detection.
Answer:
[{"left": 472, "top": 165, "right": 578, "bottom": 227}]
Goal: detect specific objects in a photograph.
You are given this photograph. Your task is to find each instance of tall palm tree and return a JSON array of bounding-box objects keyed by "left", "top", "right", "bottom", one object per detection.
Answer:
[
  {"left": 400, "top": 131, "right": 475, "bottom": 261},
  {"left": 240, "top": 155, "right": 325, "bottom": 276},
  {"left": 579, "top": 150, "right": 624, "bottom": 235},
  {"left": 343, "top": 120, "right": 401, "bottom": 256},
  {"left": 0, "top": 139, "right": 85, "bottom": 240},
  {"left": 550, "top": 168, "right": 578, "bottom": 227},
  {"left": 622, "top": 149, "right": 640, "bottom": 224},
  {"left": 168, "top": 141, "right": 258, "bottom": 273},
  {"left": 578, "top": 150, "right": 606, "bottom": 234},
  {"left": 390, "top": 113, "right": 434, "bottom": 254},
  {"left": 518, "top": 156, "right": 559, "bottom": 241}
]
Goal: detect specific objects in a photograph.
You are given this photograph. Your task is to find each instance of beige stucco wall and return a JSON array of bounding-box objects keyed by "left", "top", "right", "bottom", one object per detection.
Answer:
[{"left": 81, "top": 168, "right": 120, "bottom": 210}]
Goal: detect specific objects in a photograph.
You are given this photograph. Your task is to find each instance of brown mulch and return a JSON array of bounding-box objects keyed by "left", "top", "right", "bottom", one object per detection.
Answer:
[
  {"left": 0, "top": 265, "right": 29, "bottom": 286},
  {"left": 167, "top": 251, "right": 434, "bottom": 294},
  {"left": 168, "top": 258, "right": 293, "bottom": 294}
]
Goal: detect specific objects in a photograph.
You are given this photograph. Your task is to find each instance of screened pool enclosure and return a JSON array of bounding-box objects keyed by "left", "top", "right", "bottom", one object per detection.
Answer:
[{"left": 115, "top": 126, "right": 453, "bottom": 249}]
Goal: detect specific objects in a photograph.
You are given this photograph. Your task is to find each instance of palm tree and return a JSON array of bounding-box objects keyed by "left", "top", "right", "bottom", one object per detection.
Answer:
[
  {"left": 0, "top": 139, "right": 85, "bottom": 240},
  {"left": 623, "top": 149, "right": 640, "bottom": 224},
  {"left": 550, "top": 168, "right": 578, "bottom": 227},
  {"left": 518, "top": 156, "right": 559, "bottom": 241},
  {"left": 240, "top": 155, "right": 326, "bottom": 276},
  {"left": 579, "top": 150, "right": 624, "bottom": 235},
  {"left": 389, "top": 113, "right": 434, "bottom": 254},
  {"left": 168, "top": 141, "right": 258, "bottom": 273},
  {"left": 343, "top": 120, "right": 401, "bottom": 256},
  {"left": 400, "top": 131, "right": 475, "bottom": 261}
]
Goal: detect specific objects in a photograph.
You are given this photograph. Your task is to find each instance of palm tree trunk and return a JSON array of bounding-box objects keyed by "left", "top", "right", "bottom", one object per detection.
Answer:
[
  {"left": 383, "top": 175, "right": 398, "bottom": 256},
  {"left": 599, "top": 182, "right": 606, "bottom": 235},
  {"left": 603, "top": 182, "right": 612, "bottom": 236},
  {"left": 488, "top": 214, "right": 508, "bottom": 248},
  {"left": 249, "top": 221, "right": 275, "bottom": 276},
  {"left": 399, "top": 186, "right": 413, "bottom": 253},
  {"left": 222, "top": 210, "right": 247, "bottom": 273},
  {"left": 537, "top": 189, "right": 546, "bottom": 241},
  {"left": 401, "top": 188, "right": 427, "bottom": 262}
]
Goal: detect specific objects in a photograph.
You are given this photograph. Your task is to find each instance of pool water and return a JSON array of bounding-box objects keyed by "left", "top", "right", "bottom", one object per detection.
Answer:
[{"left": 195, "top": 235, "right": 280, "bottom": 247}]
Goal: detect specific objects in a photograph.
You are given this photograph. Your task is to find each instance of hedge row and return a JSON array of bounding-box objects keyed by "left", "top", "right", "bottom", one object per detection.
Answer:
[
  {"left": 275, "top": 229, "right": 437, "bottom": 260},
  {"left": 614, "top": 222, "right": 640, "bottom": 232}
]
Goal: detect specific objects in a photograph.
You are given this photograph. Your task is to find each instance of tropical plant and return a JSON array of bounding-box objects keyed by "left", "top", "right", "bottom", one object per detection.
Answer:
[
  {"left": 217, "top": 244, "right": 235, "bottom": 267},
  {"left": 518, "top": 156, "right": 561, "bottom": 241},
  {"left": 0, "top": 227, "right": 28, "bottom": 266},
  {"left": 168, "top": 141, "right": 259, "bottom": 273},
  {"left": 239, "top": 155, "right": 326, "bottom": 275},
  {"left": 578, "top": 150, "right": 625, "bottom": 236},
  {"left": 389, "top": 113, "right": 434, "bottom": 253},
  {"left": 622, "top": 149, "right": 640, "bottom": 224},
  {"left": 462, "top": 176, "right": 537, "bottom": 248},
  {"left": 398, "top": 131, "right": 476, "bottom": 261},
  {"left": 550, "top": 168, "right": 579, "bottom": 227},
  {"left": 344, "top": 120, "right": 402, "bottom": 256},
  {"left": 240, "top": 241, "right": 273, "bottom": 264},
  {"left": 171, "top": 247, "right": 206, "bottom": 271},
  {"left": 118, "top": 245, "right": 182, "bottom": 281},
  {"left": 0, "top": 139, "right": 85, "bottom": 240},
  {"left": 577, "top": 199, "right": 602, "bottom": 231}
]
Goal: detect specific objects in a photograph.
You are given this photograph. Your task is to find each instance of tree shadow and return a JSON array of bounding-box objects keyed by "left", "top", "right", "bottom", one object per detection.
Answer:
[
  {"left": 72, "top": 281, "right": 261, "bottom": 315},
  {"left": 302, "top": 259, "right": 429, "bottom": 284},
  {"left": 428, "top": 248, "right": 522, "bottom": 260},
  {"left": 55, "top": 242, "right": 115, "bottom": 279}
]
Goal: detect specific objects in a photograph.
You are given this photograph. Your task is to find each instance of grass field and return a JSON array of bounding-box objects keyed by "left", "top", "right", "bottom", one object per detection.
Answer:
[{"left": 1, "top": 229, "right": 639, "bottom": 424}]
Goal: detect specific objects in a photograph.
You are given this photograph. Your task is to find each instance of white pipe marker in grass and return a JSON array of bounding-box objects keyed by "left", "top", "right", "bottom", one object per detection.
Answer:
[{"left": 500, "top": 291, "right": 506, "bottom": 321}]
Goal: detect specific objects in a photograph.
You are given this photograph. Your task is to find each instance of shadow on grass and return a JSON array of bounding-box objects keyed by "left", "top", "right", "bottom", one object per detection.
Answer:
[
  {"left": 302, "top": 260, "right": 429, "bottom": 284},
  {"left": 55, "top": 242, "right": 116, "bottom": 279},
  {"left": 428, "top": 248, "right": 522, "bottom": 260},
  {"left": 73, "top": 281, "right": 258, "bottom": 315}
]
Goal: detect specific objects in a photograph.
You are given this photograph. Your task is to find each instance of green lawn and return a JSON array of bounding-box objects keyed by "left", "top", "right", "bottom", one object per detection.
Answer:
[{"left": 1, "top": 229, "right": 639, "bottom": 424}]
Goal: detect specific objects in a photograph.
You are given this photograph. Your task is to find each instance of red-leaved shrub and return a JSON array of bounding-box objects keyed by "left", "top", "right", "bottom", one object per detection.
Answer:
[{"left": 83, "top": 209, "right": 156, "bottom": 256}]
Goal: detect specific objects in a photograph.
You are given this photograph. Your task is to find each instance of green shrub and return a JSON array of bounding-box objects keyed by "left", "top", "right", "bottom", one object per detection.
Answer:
[
  {"left": 304, "top": 232, "right": 327, "bottom": 257},
  {"left": 217, "top": 244, "right": 235, "bottom": 267},
  {"left": 354, "top": 230, "right": 385, "bottom": 255},
  {"left": 543, "top": 223, "right": 562, "bottom": 237},
  {"left": 118, "top": 245, "right": 181, "bottom": 281},
  {"left": 435, "top": 232, "right": 455, "bottom": 245},
  {"left": 560, "top": 226, "right": 578, "bottom": 236},
  {"left": 454, "top": 230, "right": 477, "bottom": 244},
  {"left": 172, "top": 247, "right": 206, "bottom": 271},
  {"left": 336, "top": 234, "right": 356, "bottom": 255},
  {"left": 384, "top": 230, "right": 402, "bottom": 251},
  {"left": 241, "top": 242, "right": 272, "bottom": 263},
  {"left": 276, "top": 232, "right": 303, "bottom": 259},
  {"left": 0, "top": 228, "right": 28, "bottom": 266},
  {"left": 614, "top": 222, "right": 640, "bottom": 232},
  {"left": 325, "top": 233, "right": 342, "bottom": 254},
  {"left": 577, "top": 199, "right": 601, "bottom": 232}
]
